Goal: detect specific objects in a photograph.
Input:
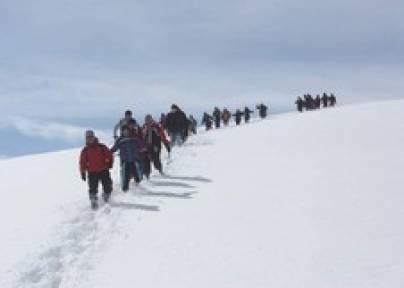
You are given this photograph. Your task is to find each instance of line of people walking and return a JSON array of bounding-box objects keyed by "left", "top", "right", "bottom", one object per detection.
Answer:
[
  {"left": 295, "top": 93, "right": 337, "bottom": 112},
  {"left": 201, "top": 103, "right": 269, "bottom": 131},
  {"left": 79, "top": 105, "right": 189, "bottom": 210},
  {"left": 79, "top": 102, "right": 272, "bottom": 209}
]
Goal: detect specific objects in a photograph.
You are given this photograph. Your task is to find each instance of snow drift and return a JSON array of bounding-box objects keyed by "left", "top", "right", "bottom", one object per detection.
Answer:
[{"left": 1, "top": 100, "right": 404, "bottom": 287}]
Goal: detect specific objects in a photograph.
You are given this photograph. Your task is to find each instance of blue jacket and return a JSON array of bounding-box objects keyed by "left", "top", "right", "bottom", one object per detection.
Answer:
[{"left": 111, "top": 137, "right": 145, "bottom": 163}]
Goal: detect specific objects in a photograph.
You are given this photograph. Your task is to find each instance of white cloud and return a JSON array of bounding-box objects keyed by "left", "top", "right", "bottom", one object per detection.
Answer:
[{"left": 1, "top": 117, "right": 110, "bottom": 144}]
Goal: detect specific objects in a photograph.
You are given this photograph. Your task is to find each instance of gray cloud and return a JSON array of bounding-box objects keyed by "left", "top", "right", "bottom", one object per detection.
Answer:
[{"left": 0, "top": 0, "right": 403, "bottom": 121}]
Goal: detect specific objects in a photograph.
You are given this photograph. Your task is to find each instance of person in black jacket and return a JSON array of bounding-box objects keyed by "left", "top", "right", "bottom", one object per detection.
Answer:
[
  {"left": 321, "top": 93, "right": 328, "bottom": 108},
  {"left": 202, "top": 113, "right": 213, "bottom": 131},
  {"left": 295, "top": 96, "right": 304, "bottom": 112},
  {"left": 315, "top": 95, "right": 321, "bottom": 109},
  {"left": 189, "top": 115, "right": 198, "bottom": 135},
  {"left": 165, "top": 104, "right": 188, "bottom": 146},
  {"left": 233, "top": 109, "right": 244, "bottom": 125},
  {"left": 256, "top": 103, "right": 268, "bottom": 119},
  {"left": 304, "top": 94, "right": 314, "bottom": 110},
  {"left": 244, "top": 106, "right": 253, "bottom": 123},
  {"left": 329, "top": 93, "right": 337, "bottom": 106},
  {"left": 212, "top": 107, "right": 221, "bottom": 128}
]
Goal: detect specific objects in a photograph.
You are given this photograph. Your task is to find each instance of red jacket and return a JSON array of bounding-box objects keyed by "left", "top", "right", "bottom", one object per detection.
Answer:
[
  {"left": 144, "top": 122, "right": 169, "bottom": 145},
  {"left": 79, "top": 142, "right": 113, "bottom": 173}
]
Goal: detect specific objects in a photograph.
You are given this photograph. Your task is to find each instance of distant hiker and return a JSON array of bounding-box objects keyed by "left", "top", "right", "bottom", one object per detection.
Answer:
[
  {"left": 202, "top": 113, "right": 214, "bottom": 131},
  {"left": 256, "top": 103, "right": 268, "bottom": 119},
  {"left": 329, "top": 93, "right": 337, "bottom": 106},
  {"left": 295, "top": 96, "right": 304, "bottom": 112},
  {"left": 233, "top": 109, "right": 244, "bottom": 125},
  {"left": 222, "top": 108, "right": 231, "bottom": 126},
  {"left": 304, "top": 94, "right": 314, "bottom": 110},
  {"left": 315, "top": 95, "right": 321, "bottom": 109},
  {"left": 113, "top": 110, "right": 139, "bottom": 139},
  {"left": 166, "top": 104, "right": 188, "bottom": 146},
  {"left": 142, "top": 115, "right": 171, "bottom": 179},
  {"left": 244, "top": 106, "right": 253, "bottom": 123},
  {"left": 111, "top": 125, "right": 144, "bottom": 192},
  {"left": 321, "top": 93, "right": 328, "bottom": 107},
  {"left": 212, "top": 107, "right": 221, "bottom": 128},
  {"left": 79, "top": 130, "right": 113, "bottom": 210},
  {"left": 189, "top": 115, "right": 198, "bottom": 135}
]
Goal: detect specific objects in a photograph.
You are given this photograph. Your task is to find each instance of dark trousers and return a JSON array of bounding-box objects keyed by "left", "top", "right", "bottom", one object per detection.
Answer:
[
  {"left": 88, "top": 170, "right": 112, "bottom": 200},
  {"left": 143, "top": 148, "right": 162, "bottom": 177},
  {"left": 121, "top": 161, "right": 141, "bottom": 191}
]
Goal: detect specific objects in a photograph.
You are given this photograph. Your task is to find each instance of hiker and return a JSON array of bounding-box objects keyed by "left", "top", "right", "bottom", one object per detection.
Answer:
[
  {"left": 189, "top": 115, "right": 198, "bottom": 135},
  {"left": 142, "top": 115, "right": 171, "bottom": 179},
  {"left": 295, "top": 96, "right": 304, "bottom": 112},
  {"left": 79, "top": 130, "right": 114, "bottom": 209},
  {"left": 244, "top": 106, "right": 253, "bottom": 123},
  {"left": 329, "top": 93, "right": 337, "bottom": 106},
  {"left": 256, "top": 103, "right": 268, "bottom": 118},
  {"left": 304, "top": 94, "right": 315, "bottom": 110},
  {"left": 111, "top": 125, "right": 145, "bottom": 192},
  {"left": 166, "top": 104, "right": 188, "bottom": 146},
  {"left": 212, "top": 107, "right": 221, "bottom": 128},
  {"left": 202, "top": 112, "right": 214, "bottom": 131},
  {"left": 321, "top": 93, "right": 328, "bottom": 108},
  {"left": 233, "top": 109, "right": 244, "bottom": 125},
  {"left": 222, "top": 108, "right": 231, "bottom": 126},
  {"left": 315, "top": 95, "right": 321, "bottom": 109},
  {"left": 113, "top": 110, "right": 139, "bottom": 139}
]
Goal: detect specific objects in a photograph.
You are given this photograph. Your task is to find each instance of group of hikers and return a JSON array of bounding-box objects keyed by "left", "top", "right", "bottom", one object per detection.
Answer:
[
  {"left": 79, "top": 105, "right": 190, "bottom": 209},
  {"left": 295, "top": 93, "right": 337, "bottom": 112},
  {"left": 78, "top": 103, "right": 268, "bottom": 209},
  {"left": 201, "top": 103, "right": 269, "bottom": 130}
]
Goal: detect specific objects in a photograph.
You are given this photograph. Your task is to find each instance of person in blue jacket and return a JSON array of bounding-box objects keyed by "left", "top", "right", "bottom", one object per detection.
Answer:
[{"left": 111, "top": 125, "right": 145, "bottom": 192}]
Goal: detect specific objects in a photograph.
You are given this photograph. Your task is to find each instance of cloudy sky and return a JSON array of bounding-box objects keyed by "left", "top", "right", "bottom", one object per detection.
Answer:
[{"left": 0, "top": 0, "right": 403, "bottom": 156}]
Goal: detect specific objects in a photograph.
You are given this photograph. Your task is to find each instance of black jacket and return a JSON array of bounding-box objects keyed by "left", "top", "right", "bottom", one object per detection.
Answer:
[{"left": 166, "top": 110, "right": 188, "bottom": 134}]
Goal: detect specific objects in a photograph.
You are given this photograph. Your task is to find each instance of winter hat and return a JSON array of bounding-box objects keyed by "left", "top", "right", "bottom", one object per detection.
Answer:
[
  {"left": 125, "top": 110, "right": 132, "bottom": 116},
  {"left": 85, "top": 130, "right": 95, "bottom": 138},
  {"left": 145, "top": 114, "right": 153, "bottom": 123}
]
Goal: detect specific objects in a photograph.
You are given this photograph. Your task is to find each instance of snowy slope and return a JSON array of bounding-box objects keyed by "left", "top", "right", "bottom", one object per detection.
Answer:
[{"left": 1, "top": 100, "right": 404, "bottom": 287}]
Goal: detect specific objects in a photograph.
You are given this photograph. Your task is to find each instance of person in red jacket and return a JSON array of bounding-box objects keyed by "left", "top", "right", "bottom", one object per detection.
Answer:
[
  {"left": 79, "top": 130, "right": 114, "bottom": 209},
  {"left": 142, "top": 115, "right": 171, "bottom": 178}
]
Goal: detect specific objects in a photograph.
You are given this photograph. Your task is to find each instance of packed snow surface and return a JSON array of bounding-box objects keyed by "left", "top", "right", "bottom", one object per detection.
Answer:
[{"left": 1, "top": 100, "right": 404, "bottom": 287}]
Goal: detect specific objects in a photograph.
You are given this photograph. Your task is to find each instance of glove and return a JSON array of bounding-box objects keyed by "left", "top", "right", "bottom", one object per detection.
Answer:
[{"left": 81, "top": 172, "right": 87, "bottom": 182}]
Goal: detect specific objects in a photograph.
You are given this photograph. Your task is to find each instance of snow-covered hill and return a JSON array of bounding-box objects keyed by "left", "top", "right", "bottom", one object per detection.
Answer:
[{"left": 1, "top": 100, "right": 404, "bottom": 288}]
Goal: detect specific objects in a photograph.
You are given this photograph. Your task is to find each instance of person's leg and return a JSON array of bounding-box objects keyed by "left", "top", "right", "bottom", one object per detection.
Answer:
[
  {"left": 88, "top": 172, "right": 99, "bottom": 200},
  {"left": 122, "top": 162, "right": 130, "bottom": 192},
  {"left": 88, "top": 172, "right": 99, "bottom": 209},
  {"left": 152, "top": 148, "right": 163, "bottom": 173},
  {"left": 170, "top": 132, "right": 177, "bottom": 146},
  {"left": 127, "top": 162, "right": 139, "bottom": 184},
  {"left": 134, "top": 160, "right": 142, "bottom": 183},
  {"left": 143, "top": 156, "right": 151, "bottom": 179},
  {"left": 100, "top": 170, "right": 113, "bottom": 202}
]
